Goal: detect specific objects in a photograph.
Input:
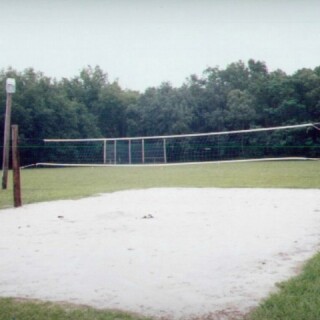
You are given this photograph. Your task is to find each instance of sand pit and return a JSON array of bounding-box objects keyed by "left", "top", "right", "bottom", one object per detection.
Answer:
[{"left": 1, "top": 188, "right": 320, "bottom": 319}]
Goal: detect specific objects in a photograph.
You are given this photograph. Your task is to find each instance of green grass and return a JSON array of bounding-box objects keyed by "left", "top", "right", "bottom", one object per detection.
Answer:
[
  {"left": 247, "top": 253, "right": 320, "bottom": 320},
  {"left": 1, "top": 160, "right": 320, "bottom": 319},
  {"left": 1, "top": 160, "right": 320, "bottom": 209},
  {"left": 0, "top": 298, "right": 150, "bottom": 320}
]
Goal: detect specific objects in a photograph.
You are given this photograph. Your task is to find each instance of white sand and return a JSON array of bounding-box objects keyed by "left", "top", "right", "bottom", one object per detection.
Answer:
[{"left": 1, "top": 188, "right": 320, "bottom": 319}]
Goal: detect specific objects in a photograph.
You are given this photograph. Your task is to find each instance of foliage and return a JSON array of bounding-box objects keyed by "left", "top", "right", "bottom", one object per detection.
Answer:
[{"left": 0, "top": 60, "right": 320, "bottom": 166}]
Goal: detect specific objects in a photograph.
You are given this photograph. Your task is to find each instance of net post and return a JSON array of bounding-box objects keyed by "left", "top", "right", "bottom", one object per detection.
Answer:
[
  {"left": 103, "top": 140, "right": 107, "bottom": 164},
  {"left": 114, "top": 140, "right": 117, "bottom": 164},
  {"left": 128, "top": 140, "right": 132, "bottom": 164},
  {"left": 142, "top": 139, "right": 145, "bottom": 164},
  {"left": 11, "top": 125, "right": 22, "bottom": 207},
  {"left": 163, "top": 138, "right": 167, "bottom": 163}
]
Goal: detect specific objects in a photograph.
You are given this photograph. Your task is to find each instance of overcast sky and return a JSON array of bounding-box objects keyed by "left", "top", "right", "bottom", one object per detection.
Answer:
[{"left": 0, "top": 0, "right": 319, "bottom": 92}]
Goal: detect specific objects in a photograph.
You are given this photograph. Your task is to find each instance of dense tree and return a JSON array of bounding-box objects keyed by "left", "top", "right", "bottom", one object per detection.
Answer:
[
  {"left": 226, "top": 89, "right": 256, "bottom": 129},
  {"left": 0, "top": 60, "right": 319, "bottom": 166},
  {"left": 94, "top": 82, "right": 139, "bottom": 137},
  {"left": 127, "top": 82, "right": 191, "bottom": 136}
]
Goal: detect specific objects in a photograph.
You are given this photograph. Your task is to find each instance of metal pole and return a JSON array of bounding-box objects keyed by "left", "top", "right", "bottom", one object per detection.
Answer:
[
  {"left": 103, "top": 140, "right": 107, "bottom": 164},
  {"left": 163, "top": 138, "right": 167, "bottom": 163},
  {"left": 142, "top": 139, "right": 145, "bottom": 164},
  {"left": 2, "top": 93, "right": 12, "bottom": 189},
  {"left": 128, "top": 140, "right": 132, "bottom": 164},
  {"left": 114, "top": 140, "right": 117, "bottom": 164},
  {"left": 12, "top": 125, "right": 22, "bottom": 207}
]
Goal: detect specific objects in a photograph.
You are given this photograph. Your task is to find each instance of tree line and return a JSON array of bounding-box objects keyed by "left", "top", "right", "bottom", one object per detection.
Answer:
[{"left": 0, "top": 60, "right": 320, "bottom": 165}]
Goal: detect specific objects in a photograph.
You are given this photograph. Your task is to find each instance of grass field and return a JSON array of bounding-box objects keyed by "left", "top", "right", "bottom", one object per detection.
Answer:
[
  {"left": 1, "top": 160, "right": 320, "bottom": 320},
  {"left": 1, "top": 160, "right": 320, "bottom": 209},
  {"left": 0, "top": 298, "right": 150, "bottom": 320}
]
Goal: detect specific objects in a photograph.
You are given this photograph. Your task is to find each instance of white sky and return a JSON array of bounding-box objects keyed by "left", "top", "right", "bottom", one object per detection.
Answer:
[{"left": 0, "top": 0, "right": 319, "bottom": 92}]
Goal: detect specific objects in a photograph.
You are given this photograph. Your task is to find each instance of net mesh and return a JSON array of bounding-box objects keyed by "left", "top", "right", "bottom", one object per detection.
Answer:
[{"left": 13, "top": 123, "right": 320, "bottom": 167}]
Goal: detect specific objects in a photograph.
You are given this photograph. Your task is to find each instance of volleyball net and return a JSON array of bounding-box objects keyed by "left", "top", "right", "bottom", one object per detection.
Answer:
[{"left": 18, "top": 123, "right": 320, "bottom": 167}]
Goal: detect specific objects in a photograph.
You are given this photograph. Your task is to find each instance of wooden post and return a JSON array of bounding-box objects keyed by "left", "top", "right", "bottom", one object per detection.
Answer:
[
  {"left": 12, "top": 125, "right": 22, "bottom": 207},
  {"left": 2, "top": 93, "right": 12, "bottom": 189}
]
